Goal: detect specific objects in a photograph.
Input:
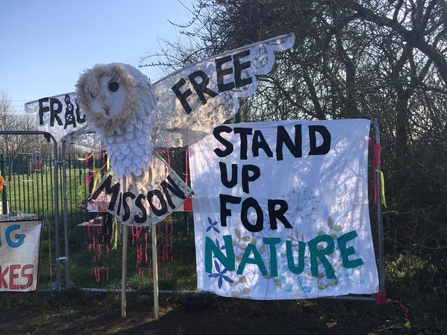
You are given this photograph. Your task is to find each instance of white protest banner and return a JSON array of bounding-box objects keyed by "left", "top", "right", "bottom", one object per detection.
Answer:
[
  {"left": 24, "top": 33, "right": 295, "bottom": 145},
  {"left": 189, "top": 119, "right": 379, "bottom": 299},
  {"left": 0, "top": 221, "right": 42, "bottom": 292},
  {"left": 25, "top": 92, "right": 87, "bottom": 141},
  {"left": 88, "top": 151, "right": 192, "bottom": 226}
]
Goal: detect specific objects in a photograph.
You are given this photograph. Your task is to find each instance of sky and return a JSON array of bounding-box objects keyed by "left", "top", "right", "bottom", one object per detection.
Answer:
[{"left": 0, "top": 0, "right": 194, "bottom": 111}]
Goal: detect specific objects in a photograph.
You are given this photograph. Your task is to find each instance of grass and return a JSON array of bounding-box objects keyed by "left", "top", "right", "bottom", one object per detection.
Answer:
[
  {"left": 37, "top": 213, "right": 197, "bottom": 292},
  {"left": 2, "top": 167, "right": 90, "bottom": 225},
  {"left": 2, "top": 169, "right": 196, "bottom": 293}
]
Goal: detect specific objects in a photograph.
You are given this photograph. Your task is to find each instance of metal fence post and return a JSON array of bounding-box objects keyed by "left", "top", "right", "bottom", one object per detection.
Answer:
[{"left": 371, "top": 121, "right": 386, "bottom": 296}]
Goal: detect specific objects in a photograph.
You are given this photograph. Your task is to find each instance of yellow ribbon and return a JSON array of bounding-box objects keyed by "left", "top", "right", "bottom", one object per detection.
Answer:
[
  {"left": 77, "top": 152, "right": 94, "bottom": 161},
  {"left": 91, "top": 161, "right": 109, "bottom": 190},
  {"left": 111, "top": 218, "right": 119, "bottom": 250},
  {"left": 377, "top": 169, "right": 387, "bottom": 207}
]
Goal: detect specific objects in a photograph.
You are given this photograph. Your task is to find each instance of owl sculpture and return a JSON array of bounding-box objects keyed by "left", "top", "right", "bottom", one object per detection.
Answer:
[{"left": 76, "top": 63, "right": 158, "bottom": 179}]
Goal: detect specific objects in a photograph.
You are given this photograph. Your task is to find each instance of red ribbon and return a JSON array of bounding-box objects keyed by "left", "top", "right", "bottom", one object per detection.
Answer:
[
  {"left": 132, "top": 226, "right": 143, "bottom": 243},
  {"left": 376, "top": 292, "right": 409, "bottom": 318},
  {"left": 157, "top": 149, "right": 171, "bottom": 165},
  {"left": 94, "top": 267, "right": 109, "bottom": 283}
]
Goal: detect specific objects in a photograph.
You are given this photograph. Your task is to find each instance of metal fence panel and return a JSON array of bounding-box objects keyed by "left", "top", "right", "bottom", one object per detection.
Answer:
[{"left": 0, "top": 127, "right": 384, "bottom": 299}]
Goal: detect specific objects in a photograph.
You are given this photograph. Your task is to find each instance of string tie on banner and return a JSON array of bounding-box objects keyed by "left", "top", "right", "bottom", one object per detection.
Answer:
[
  {"left": 376, "top": 292, "right": 409, "bottom": 318},
  {"left": 369, "top": 138, "right": 386, "bottom": 207}
]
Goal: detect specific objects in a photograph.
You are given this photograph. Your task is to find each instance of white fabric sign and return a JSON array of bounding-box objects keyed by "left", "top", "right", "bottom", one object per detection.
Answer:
[
  {"left": 0, "top": 221, "right": 42, "bottom": 292},
  {"left": 24, "top": 92, "right": 87, "bottom": 141},
  {"left": 88, "top": 151, "right": 193, "bottom": 226},
  {"left": 189, "top": 119, "right": 379, "bottom": 299},
  {"left": 24, "top": 33, "right": 295, "bottom": 146}
]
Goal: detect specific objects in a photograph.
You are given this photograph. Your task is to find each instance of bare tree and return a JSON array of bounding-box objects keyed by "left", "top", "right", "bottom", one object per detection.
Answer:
[
  {"left": 348, "top": 0, "right": 447, "bottom": 87},
  {"left": 0, "top": 92, "right": 39, "bottom": 179},
  {"left": 140, "top": 0, "right": 447, "bottom": 292}
]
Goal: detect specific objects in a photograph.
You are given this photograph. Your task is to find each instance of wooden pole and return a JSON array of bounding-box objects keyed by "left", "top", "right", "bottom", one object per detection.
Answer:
[
  {"left": 121, "top": 224, "right": 128, "bottom": 317},
  {"left": 152, "top": 222, "right": 159, "bottom": 320},
  {"left": 121, "top": 177, "right": 128, "bottom": 318}
]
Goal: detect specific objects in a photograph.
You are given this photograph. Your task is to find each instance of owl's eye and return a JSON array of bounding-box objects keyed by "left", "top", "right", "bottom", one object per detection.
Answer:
[
  {"left": 108, "top": 82, "right": 119, "bottom": 92},
  {"left": 90, "top": 93, "right": 96, "bottom": 99}
]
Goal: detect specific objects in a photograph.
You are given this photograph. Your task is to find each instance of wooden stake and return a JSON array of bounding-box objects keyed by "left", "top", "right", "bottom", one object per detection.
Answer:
[
  {"left": 152, "top": 222, "right": 159, "bottom": 320},
  {"left": 121, "top": 224, "right": 128, "bottom": 318}
]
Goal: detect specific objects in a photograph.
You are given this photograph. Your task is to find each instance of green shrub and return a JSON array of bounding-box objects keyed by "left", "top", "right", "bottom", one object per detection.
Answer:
[{"left": 385, "top": 254, "right": 437, "bottom": 300}]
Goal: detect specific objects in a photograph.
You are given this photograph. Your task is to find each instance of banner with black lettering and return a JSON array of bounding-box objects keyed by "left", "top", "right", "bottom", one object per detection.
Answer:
[
  {"left": 189, "top": 119, "right": 379, "bottom": 299},
  {"left": 0, "top": 221, "right": 42, "bottom": 292},
  {"left": 24, "top": 33, "right": 295, "bottom": 144},
  {"left": 87, "top": 151, "right": 193, "bottom": 226},
  {"left": 25, "top": 92, "right": 87, "bottom": 141}
]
